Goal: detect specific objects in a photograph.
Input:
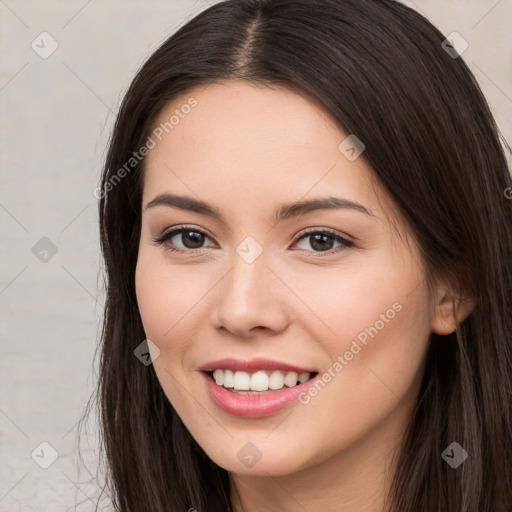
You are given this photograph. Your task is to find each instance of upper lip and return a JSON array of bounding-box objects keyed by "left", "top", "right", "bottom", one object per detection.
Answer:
[{"left": 199, "top": 358, "right": 317, "bottom": 374}]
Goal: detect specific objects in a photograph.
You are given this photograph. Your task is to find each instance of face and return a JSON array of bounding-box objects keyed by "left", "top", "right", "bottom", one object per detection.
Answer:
[{"left": 135, "top": 81, "right": 442, "bottom": 478}]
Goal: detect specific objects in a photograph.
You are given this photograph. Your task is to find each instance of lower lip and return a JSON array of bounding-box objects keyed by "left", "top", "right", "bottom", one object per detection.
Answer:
[{"left": 201, "top": 371, "right": 319, "bottom": 418}]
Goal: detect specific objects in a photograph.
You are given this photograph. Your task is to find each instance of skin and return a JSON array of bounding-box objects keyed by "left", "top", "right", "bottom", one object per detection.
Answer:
[{"left": 135, "top": 81, "right": 474, "bottom": 512}]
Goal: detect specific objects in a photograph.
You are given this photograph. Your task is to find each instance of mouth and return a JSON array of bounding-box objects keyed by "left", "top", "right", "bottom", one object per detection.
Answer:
[{"left": 199, "top": 357, "right": 321, "bottom": 417}]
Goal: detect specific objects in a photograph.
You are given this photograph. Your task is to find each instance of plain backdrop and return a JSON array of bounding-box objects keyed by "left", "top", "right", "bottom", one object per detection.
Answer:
[{"left": 1, "top": 1, "right": 511, "bottom": 510}]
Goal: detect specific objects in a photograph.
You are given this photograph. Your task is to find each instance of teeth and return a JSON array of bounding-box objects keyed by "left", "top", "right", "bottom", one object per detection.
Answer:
[
  {"left": 298, "top": 372, "right": 310, "bottom": 383},
  {"left": 211, "top": 369, "right": 312, "bottom": 392},
  {"left": 284, "top": 371, "right": 298, "bottom": 387},
  {"left": 233, "top": 371, "right": 251, "bottom": 390},
  {"left": 269, "top": 370, "right": 284, "bottom": 389},
  {"left": 250, "top": 371, "right": 269, "bottom": 391},
  {"left": 213, "top": 369, "right": 224, "bottom": 386},
  {"left": 224, "top": 370, "right": 235, "bottom": 388}
]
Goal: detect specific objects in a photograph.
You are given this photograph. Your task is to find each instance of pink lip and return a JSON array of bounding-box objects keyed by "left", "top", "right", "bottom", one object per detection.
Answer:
[
  {"left": 200, "top": 370, "right": 320, "bottom": 419},
  {"left": 199, "top": 357, "right": 317, "bottom": 374}
]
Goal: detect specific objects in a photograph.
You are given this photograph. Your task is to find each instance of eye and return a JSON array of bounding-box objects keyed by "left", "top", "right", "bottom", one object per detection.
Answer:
[
  {"left": 291, "top": 228, "right": 355, "bottom": 254},
  {"left": 152, "top": 225, "right": 216, "bottom": 253}
]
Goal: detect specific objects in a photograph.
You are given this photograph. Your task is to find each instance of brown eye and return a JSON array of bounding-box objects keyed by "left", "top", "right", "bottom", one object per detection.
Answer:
[
  {"left": 173, "top": 230, "right": 207, "bottom": 249},
  {"left": 292, "top": 229, "right": 355, "bottom": 254},
  {"left": 153, "top": 226, "right": 216, "bottom": 253}
]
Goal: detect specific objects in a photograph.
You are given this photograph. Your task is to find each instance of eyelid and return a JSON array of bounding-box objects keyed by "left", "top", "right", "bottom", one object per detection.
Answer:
[{"left": 292, "top": 227, "right": 355, "bottom": 245}]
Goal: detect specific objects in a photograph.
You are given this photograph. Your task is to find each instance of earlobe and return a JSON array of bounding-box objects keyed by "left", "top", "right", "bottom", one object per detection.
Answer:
[{"left": 431, "top": 288, "right": 477, "bottom": 335}]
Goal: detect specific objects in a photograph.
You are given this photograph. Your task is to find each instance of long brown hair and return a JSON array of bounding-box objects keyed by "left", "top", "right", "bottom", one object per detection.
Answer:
[{"left": 84, "top": 0, "right": 512, "bottom": 510}]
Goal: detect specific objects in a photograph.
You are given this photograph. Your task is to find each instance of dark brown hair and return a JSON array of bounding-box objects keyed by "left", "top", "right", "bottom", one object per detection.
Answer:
[{"left": 84, "top": 0, "right": 512, "bottom": 510}]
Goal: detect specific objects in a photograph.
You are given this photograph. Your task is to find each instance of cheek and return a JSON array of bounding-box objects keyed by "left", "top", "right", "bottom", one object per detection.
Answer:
[
  {"left": 134, "top": 251, "right": 203, "bottom": 410},
  {"left": 288, "top": 250, "right": 431, "bottom": 416},
  {"left": 285, "top": 289, "right": 431, "bottom": 471},
  {"left": 135, "top": 249, "right": 208, "bottom": 345},
  {"left": 283, "top": 252, "right": 415, "bottom": 350}
]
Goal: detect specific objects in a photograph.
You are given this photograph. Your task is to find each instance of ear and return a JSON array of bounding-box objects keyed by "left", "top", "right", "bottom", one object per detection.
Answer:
[{"left": 431, "top": 284, "right": 477, "bottom": 335}]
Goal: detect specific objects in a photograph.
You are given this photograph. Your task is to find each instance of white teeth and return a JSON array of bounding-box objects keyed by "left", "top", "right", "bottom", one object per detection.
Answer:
[
  {"left": 269, "top": 371, "right": 284, "bottom": 389},
  {"left": 213, "top": 369, "right": 223, "bottom": 386},
  {"left": 250, "top": 371, "right": 269, "bottom": 391},
  {"left": 211, "top": 369, "right": 312, "bottom": 392},
  {"left": 284, "top": 371, "right": 298, "bottom": 387},
  {"left": 233, "top": 371, "right": 250, "bottom": 390},
  {"left": 223, "top": 369, "right": 234, "bottom": 388}
]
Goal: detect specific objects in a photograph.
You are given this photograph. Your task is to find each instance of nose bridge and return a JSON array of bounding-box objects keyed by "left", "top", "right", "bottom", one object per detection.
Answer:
[
  {"left": 224, "top": 240, "right": 272, "bottom": 312},
  {"left": 213, "top": 236, "right": 288, "bottom": 335},
  {"left": 230, "top": 242, "right": 267, "bottom": 297}
]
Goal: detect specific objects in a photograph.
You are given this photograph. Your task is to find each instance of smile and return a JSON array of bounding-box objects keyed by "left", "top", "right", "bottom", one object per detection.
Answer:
[{"left": 199, "top": 358, "right": 320, "bottom": 418}]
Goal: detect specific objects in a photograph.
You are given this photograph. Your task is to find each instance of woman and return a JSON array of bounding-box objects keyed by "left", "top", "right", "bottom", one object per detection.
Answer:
[{"left": 89, "top": 0, "right": 512, "bottom": 510}]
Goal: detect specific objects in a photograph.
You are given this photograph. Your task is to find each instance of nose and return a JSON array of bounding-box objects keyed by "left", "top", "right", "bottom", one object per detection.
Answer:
[{"left": 212, "top": 249, "right": 290, "bottom": 338}]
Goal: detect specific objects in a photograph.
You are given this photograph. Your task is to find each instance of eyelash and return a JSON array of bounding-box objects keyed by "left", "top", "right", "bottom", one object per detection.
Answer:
[{"left": 152, "top": 224, "right": 355, "bottom": 256}]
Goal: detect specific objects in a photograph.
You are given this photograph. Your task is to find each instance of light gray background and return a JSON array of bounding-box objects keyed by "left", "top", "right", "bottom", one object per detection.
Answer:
[{"left": 1, "top": 1, "right": 511, "bottom": 510}]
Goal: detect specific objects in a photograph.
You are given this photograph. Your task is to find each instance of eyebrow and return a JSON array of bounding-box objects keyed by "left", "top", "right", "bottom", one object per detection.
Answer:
[{"left": 144, "top": 193, "right": 374, "bottom": 223}]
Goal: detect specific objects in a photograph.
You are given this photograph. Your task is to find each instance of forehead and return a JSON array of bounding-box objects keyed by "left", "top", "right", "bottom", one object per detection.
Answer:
[{"left": 142, "top": 81, "right": 389, "bottom": 220}]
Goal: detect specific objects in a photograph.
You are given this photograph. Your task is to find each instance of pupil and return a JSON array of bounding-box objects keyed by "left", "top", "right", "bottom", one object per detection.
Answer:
[
  {"left": 183, "top": 231, "right": 204, "bottom": 249},
  {"left": 310, "top": 234, "right": 333, "bottom": 251}
]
